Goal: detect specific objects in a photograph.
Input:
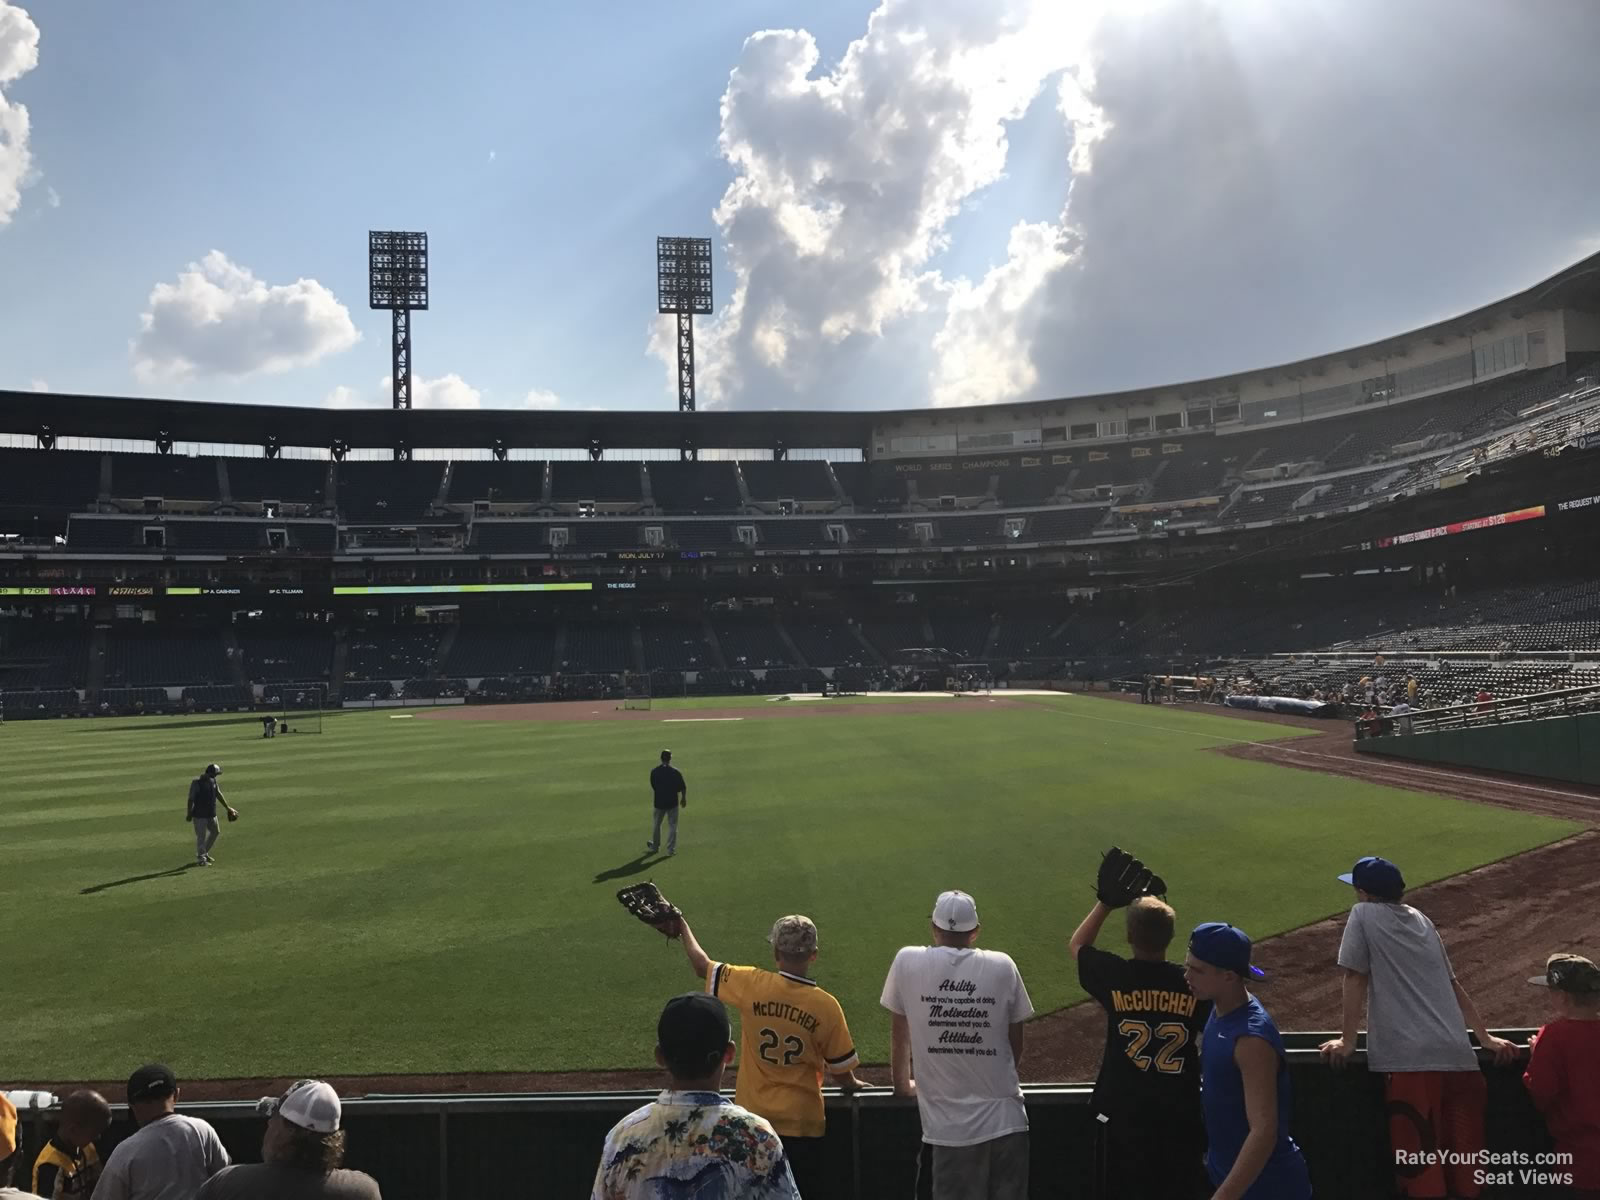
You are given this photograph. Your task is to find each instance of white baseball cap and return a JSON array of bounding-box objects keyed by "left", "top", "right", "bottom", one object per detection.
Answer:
[
  {"left": 932, "top": 890, "right": 979, "bottom": 932},
  {"left": 258, "top": 1079, "right": 341, "bottom": 1134}
]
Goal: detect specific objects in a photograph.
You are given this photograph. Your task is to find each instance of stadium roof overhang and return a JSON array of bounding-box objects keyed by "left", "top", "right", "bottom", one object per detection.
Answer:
[
  {"left": 6, "top": 251, "right": 1600, "bottom": 455},
  {"left": 0, "top": 393, "right": 879, "bottom": 454}
]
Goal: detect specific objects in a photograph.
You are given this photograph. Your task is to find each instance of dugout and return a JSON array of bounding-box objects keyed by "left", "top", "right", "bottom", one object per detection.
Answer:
[{"left": 7, "top": 1037, "right": 1560, "bottom": 1200}]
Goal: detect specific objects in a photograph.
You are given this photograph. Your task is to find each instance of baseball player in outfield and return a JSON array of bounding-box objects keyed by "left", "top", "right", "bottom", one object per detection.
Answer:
[
  {"left": 646, "top": 750, "right": 686, "bottom": 856},
  {"left": 674, "top": 914, "right": 873, "bottom": 1196},
  {"left": 186, "top": 763, "right": 237, "bottom": 866}
]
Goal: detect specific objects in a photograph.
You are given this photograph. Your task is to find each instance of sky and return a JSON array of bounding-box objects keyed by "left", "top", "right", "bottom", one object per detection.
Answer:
[{"left": 2, "top": 0, "right": 1599, "bottom": 416}]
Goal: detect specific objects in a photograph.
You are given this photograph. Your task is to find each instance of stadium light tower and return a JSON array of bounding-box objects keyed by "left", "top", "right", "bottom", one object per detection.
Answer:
[
  {"left": 368, "top": 231, "right": 429, "bottom": 419},
  {"left": 656, "top": 237, "right": 713, "bottom": 421}
]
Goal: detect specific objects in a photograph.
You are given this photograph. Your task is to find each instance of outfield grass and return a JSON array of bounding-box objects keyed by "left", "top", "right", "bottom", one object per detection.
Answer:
[{"left": 2, "top": 695, "right": 1577, "bottom": 1081}]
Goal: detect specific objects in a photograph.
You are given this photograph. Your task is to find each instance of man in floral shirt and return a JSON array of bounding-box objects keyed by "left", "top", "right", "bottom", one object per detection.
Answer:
[{"left": 594, "top": 993, "right": 802, "bottom": 1199}]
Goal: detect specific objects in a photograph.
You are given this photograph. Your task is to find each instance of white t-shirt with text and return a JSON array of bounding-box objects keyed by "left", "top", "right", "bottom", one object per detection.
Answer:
[{"left": 880, "top": 944, "right": 1034, "bottom": 1147}]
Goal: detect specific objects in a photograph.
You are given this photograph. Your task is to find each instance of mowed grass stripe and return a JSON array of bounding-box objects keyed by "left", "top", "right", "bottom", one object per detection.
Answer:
[{"left": 1, "top": 702, "right": 1574, "bottom": 1080}]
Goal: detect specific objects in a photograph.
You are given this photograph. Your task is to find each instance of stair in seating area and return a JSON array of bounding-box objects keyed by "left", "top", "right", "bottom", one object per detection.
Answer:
[
  {"left": 434, "top": 624, "right": 460, "bottom": 675},
  {"left": 630, "top": 621, "right": 647, "bottom": 673},
  {"left": 702, "top": 615, "right": 729, "bottom": 670},
  {"left": 775, "top": 616, "right": 810, "bottom": 668}
]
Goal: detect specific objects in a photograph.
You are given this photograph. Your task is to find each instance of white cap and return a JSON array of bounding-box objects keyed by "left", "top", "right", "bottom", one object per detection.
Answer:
[
  {"left": 258, "top": 1079, "right": 341, "bottom": 1133},
  {"left": 932, "top": 890, "right": 979, "bottom": 932}
]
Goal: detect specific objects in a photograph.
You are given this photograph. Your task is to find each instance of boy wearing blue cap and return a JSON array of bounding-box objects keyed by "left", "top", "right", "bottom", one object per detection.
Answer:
[
  {"left": 1320, "top": 856, "right": 1519, "bottom": 1200},
  {"left": 1183, "top": 923, "right": 1311, "bottom": 1200}
]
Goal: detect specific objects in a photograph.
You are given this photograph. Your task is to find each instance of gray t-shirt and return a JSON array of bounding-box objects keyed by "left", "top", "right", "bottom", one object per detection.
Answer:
[
  {"left": 195, "top": 1165, "right": 381, "bottom": 1200},
  {"left": 1337, "top": 901, "right": 1479, "bottom": 1072},
  {"left": 96, "top": 1114, "right": 230, "bottom": 1200}
]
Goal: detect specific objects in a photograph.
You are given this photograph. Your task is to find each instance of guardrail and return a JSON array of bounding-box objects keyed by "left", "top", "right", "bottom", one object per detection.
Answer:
[
  {"left": 1402, "top": 682, "right": 1600, "bottom": 734},
  {"left": 10, "top": 1037, "right": 1563, "bottom": 1200}
]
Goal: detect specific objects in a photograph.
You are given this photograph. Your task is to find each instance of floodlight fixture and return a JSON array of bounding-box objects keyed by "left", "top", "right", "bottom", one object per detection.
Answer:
[
  {"left": 656, "top": 236, "right": 713, "bottom": 418},
  {"left": 369, "top": 231, "right": 429, "bottom": 418}
]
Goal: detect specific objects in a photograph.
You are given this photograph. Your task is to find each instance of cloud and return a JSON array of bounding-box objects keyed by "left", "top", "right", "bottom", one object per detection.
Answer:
[
  {"left": 0, "top": 1, "right": 41, "bottom": 227},
  {"left": 44, "top": 184, "right": 56, "bottom": 208},
  {"left": 650, "top": 0, "right": 1105, "bottom": 410},
  {"left": 488, "top": 148, "right": 497, "bottom": 162},
  {"left": 326, "top": 378, "right": 559, "bottom": 411},
  {"left": 659, "top": 0, "right": 1600, "bottom": 411},
  {"left": 132, "top": 250, "right": 361, "bottom": 381},
  {"left": 27, "top": 376, "right": 46, "bottom": 391}
]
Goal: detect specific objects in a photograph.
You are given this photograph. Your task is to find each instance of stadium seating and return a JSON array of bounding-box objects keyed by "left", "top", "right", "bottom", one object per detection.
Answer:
[
  {"left": 345, "top": 628, "right": 444, "bottom": 681},
  {"left": 448, "top": 460, "right": 548, "bottom": 504},
  {"left": 783, "top": 614, "right": 874, "bottom": 668},
  {"left": 445, "top": 625, "right": 559, "bottom": 677},
  {"left": 67, "top": 516, "right": 337, "bottom": 554},
  {"left": 337, "top": 462, "right": 447, "bottom": 523},
  {"left": 559, "top": 620, "right": 634, "bottom": 673},
  {"left": 224, "top": 457, "right": 332, "bottom": 507},
  {"left": 640, "top": 615, "right": 717, "bottom": 670},
  {"left": 0, "top": 447, "right": 104, "bottom": 537},
  {"left": 103, "top": 629, "right": 230, "bottom": 687},
  {"left": 550, "top": 461, "right": 642, "bottom": 504},
  {"left": 711, "top": 611, "right": 795, "bottom": 668},
  {"left": 0, "top": 624, "right": 90, "bottom": 688},
  {"left": 647, "top": 462, "right": 743, "bottom": 513},
  {"left": 240, "top": 630, "right": 335, "bottom": 683},
  {"left": 741, "top": 460, "right": 837, "bottom": 502},
  {"left": 108, "top": 453, "right": 219, "bottom": 501},
  {"left": 182, "top": 683, "right": 254, "bottom": 708}
]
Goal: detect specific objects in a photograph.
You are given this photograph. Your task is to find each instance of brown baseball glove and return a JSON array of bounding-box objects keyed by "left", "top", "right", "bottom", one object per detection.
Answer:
[{"left": 617, "top": 881, "right": 682, "bottom": 939}]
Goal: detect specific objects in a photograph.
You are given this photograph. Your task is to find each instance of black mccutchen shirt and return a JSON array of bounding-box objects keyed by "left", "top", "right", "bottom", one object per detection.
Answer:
[
  {"left": 650, "top": 763, "right": 685, "bottom": 810},
  {"left": 1077, "top": 945, "right": 1209, "bottom": 1119}
]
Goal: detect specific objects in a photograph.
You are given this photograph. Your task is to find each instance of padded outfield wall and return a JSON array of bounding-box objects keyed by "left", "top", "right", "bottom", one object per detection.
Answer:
[{"left": 1356, "top": 711, "right": 1600, "bottom": 786}]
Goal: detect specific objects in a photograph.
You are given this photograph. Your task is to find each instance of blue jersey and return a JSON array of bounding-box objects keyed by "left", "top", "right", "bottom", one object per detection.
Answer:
[{"left": 1200, "top": 995, "right": 1311, "bottom": 1200}]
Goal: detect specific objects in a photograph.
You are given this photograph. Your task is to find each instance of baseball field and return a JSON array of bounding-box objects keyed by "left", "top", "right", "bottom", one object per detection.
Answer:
[{"left": 2, "top": 692, "right": 1583, "bottom": 1089}]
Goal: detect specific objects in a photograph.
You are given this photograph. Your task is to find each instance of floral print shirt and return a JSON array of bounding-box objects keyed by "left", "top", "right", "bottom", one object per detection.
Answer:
[{"left": 593, "top": 1090, "right": 802, "bottom": 1199}]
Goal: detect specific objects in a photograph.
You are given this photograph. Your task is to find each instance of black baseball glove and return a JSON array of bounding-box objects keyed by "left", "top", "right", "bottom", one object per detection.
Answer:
[
  {"left": 617, "top": 881, "right": 683, "bottom": 939},
  {"left": 1095, "top": 846, "right": 1168, "bottom": 908}
]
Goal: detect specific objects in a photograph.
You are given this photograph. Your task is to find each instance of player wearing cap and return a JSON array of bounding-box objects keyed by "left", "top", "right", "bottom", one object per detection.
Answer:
[
  {"left": 1524, "top": 953, "right": 1600, "bottom": 1197},
  {"left": 880, "top": 890, "right": 1034, "bottom": 1200},
  {"left": 96, "top": 1065, "right": 230, "bottom": 1200},
  {"left": 1319, "top": 855, "right": 1518, "bottom": 1200},
  {"left": 2, "top": 1093, "right": 49, "bottom": 1200},
  {"left": 1070, "top": 891, "right": 1210, "bottom": 1199},
  {"left": 593, "top": 993, "right": 800, "bottom": 1199},
  {"left": 675, "top": 914, "right": 873, "bottom": 1195},
  {"left": 1183, "top": 922, "right": 1311, "bottom": 1200},
  {"left": 646, "top": 750, "right": 686, "bottom": 856},
  {"left": 186, "top": 764, "right": 237, "bottom": 867},
  {"left": 194, "top": 1079, "right": 380, "bottom": 1199},
  {"left": 31, "top": 1090, "right": 111, "bottom": 1200}
]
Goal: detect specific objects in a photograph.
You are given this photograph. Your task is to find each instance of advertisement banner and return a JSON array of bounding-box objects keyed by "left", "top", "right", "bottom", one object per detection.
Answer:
[{"left": 1376, "top": 505, "right": 1545, "bottom": 548}]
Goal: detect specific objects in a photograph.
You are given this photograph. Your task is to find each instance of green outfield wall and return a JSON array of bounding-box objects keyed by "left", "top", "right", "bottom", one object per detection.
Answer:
[{"left": 1356, "top": 710, "right": 1600, "bottom": 785}]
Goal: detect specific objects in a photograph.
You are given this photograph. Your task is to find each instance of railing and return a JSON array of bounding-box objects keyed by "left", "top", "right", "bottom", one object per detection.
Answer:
[
  {"left": 1401, "top": 682, "right": 1600, "bottom": 734},
  {"left": 7, "top": 1038, "right": 1561, "bottom": 1200}
]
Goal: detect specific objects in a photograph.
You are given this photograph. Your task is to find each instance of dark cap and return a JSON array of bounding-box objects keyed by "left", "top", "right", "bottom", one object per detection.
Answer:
[
  {"left": 1529, "top": 953, "right": 1600, "bottom": 994},
  {"left": 657, "top": 993, "right": 729, "bottom": 1076},
  {"left": 204, "top": 763, "right": 222, "bottom": 776},
  {"left": 1338, "top": 856, "right": 1405, "bottom": 900},
  {"left": 127, "top": 1063, "right": 177, "bottom": 1105},
  {"left": 660, "top": 749, "right": 672, "bottom": 761},
  {"left": 1189, "top": 922, "right": 1266, "bottom": 979}
]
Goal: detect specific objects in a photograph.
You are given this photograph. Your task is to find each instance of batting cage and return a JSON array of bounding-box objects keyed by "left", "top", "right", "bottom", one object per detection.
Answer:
[
  {"left": 622, "top": 672, "right": 653, "bottom": 711},
  {"left": 272, "top": 684, "right": 325, "bottom": 734},
  {"left": 947, "top": 663, "right": 994, "bottom": 696}
]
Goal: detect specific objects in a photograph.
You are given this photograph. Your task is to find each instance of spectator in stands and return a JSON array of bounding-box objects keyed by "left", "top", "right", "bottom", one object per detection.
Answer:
[
  {"left": 1476, "top": 688, "right": 1494, "bottom": 713},
  {"left": 194, "top": 1080, "right": 379, "bottom": 1200},
  {"left": 672, "top": 914, "right": 874, "bottom": 1194},
  {"left": 2, "top": 1093, "right": 48, "bottom": 1200},
  {"left": 881, "top": 890, "right": 1033, "bottom": 1200},
  {"left": 1070, "top": 892, "right": 1210, "bottom": 1199},
  {"left": 1388, "top": 700, "right": 1415, "bottom": 735},
  {"left": 1182, "top": 923, "right": 1311, "bottom": 1200},
  {"left": 1523, "top": 954, "right": 1600, "bottom": 1199},
  {"left": 97, "top": 1064, "right": 230, "bottom": 1200},
  {"left": 32, "top": 1090, "right": 111, "bottom": 1200},
  {"left": 592, "top": 994, "right": 799, "bottom": 1199},
  {"left": 1319, "top": 857, "right": 1518, "bottom": 1200},
  {"left": 1407, "top": 675, "right": 1420, "bottom": 704}
]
